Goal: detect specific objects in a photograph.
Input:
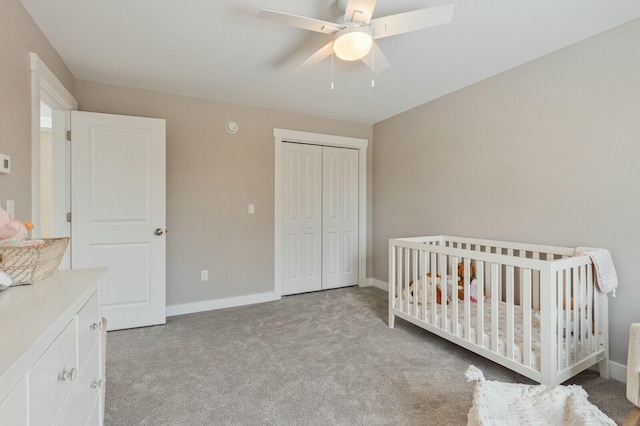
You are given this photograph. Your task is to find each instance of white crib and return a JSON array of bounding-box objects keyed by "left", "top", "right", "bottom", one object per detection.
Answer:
[{"left": 388, "top": 235, "right": 609, "bottom": 385}]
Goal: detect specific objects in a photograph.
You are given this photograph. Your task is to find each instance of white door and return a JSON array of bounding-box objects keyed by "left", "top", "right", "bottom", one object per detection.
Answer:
[
  {"left": 71, "top": 111, "right": 166, "bottom": 331},
  {"left": 281, "top": 142, "right": 322, "bottom": 295},
  {"left": 322, "top": 147, "right": 359, "bottom": 289},
  {"left": 280, "top": 143, "right": 359, "bottom": 295}
]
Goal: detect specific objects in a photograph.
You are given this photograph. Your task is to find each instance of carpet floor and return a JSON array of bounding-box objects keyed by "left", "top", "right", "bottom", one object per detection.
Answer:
[{"left": 104, "top": 286, "right": 632, "bottom": 425}]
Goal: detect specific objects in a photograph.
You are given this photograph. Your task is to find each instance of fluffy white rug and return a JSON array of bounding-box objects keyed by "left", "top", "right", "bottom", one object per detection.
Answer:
[{"left": 465, "top": 366, "right": 615, "bottom": 426}]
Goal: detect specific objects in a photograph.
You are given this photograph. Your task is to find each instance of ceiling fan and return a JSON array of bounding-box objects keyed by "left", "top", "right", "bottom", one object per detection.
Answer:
[{"left": 259, "top": 0, "right": 455, "bottom": 73}]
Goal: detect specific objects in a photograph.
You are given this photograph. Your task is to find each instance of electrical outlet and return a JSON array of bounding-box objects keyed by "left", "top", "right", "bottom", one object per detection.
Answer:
[{"left": 201, "top": 270, "right": 208, "bottom": 281}]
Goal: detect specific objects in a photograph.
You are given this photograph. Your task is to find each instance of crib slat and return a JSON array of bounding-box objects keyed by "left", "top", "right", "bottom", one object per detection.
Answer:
[
  {"left": 572, "top": 267, "right": 580, "bottom": 363},
  {"left": 420, "top": 250, "right": 427, "bottom": 322},
  {"left": 564, "top": 269, "right": 571, "bottom": 369},
  {"left": 476, "top": 261, "right": 485, "bottom": 347},
  {"left": 518, "top": 251, "right": 526, "bottom": 307},
  {"left": 404, "top": 248, "right": 410, "bottom": 314},
  {"left": 396, "top": 246, "right": 402, "bottom": 311},
  {"left": 451, "top": 256, "right": 459, "bottom": 337},
  {"left": 582, "top": 266, "right": 596, "bottom": 354},
  {"left": 430, "top": 252, "right": 437, "bottom": 325},
  {"left": 440, "top": 254, "right": 448, "bottom": 330},
  {"left": 552, "top": 272, "right": 567, "bottom": 370},
  {"left": 532, "top": 252, "right": 540, "bottom": 311},
  {"left": 591, "top": 264, "right": 601, "bottom": 349},
  {"left": 390, "top": 245, "right": 396, "bottom": 319},
  {"left": 554, "top": 271, "right": 567, "bottom": 369},
  {"left": 506, "top": 265, "right": 514, "bottom": 360},
  {"left": 464, "top": 258, "right": 471, "bottom": 341},
  {"left": 578, "top": 265, "right": 586, "bottom": 359},
  {"left": 412, "top": 248, "right": 418, "bottom": 317},
  {"left": 523, "top": 269, "right": 532, "bottom": 368},
  {"left": 491, "top": 263, "right": 499, "bottom": 352}
]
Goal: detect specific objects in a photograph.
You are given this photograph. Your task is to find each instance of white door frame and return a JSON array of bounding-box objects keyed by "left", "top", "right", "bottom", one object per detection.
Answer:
[
  {"left": 274, "top": 128, "right": 368, "bottom": 298},
  {"left": 30, "top": 53, "right": 77, "bottom": 264}
]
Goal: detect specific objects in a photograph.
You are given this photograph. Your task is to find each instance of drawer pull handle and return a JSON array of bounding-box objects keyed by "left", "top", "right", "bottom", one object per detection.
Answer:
[
  {"left": 58, "top": 368, "right": 78, "bottom": 382},
  {"left": 91, "top": 379, "right": 103, "bottom": 389},
  {"left": 90, "top": 321, "right": 103, "bottom": 331}
]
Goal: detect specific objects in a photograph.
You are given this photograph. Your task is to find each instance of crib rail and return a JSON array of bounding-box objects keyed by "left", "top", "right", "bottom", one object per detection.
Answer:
[{"left": 388, "top": 236, "right": 609, "bottom": 385}]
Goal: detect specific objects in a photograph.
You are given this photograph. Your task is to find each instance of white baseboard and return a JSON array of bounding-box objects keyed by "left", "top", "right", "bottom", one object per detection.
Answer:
[
  {"left": 166, "top": 292, "right": 281, "bottom": 317},
  {"left": 608, "top": 360, "right": 627, "bottom": 383},
  {"left": 361, "top": 279, "right": 628, "bottom": 383},
  {"left": 362, "top": 278, "right": 388, "bottom": 291}
]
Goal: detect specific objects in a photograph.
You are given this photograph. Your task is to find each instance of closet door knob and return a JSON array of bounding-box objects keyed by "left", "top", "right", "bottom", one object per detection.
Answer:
[{"left": 154, "top": 228, "right": 164, "bottom": 236}]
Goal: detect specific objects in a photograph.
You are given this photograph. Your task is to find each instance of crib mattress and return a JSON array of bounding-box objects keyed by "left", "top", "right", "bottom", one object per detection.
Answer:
[{"left": 394, "top": 297, "right": 547, "bottom": 370}]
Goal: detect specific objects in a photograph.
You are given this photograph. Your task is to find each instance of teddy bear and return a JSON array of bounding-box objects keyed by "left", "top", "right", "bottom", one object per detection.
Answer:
[
  {"left": 456, "top": 262, "right": 484, "bottom": 303},
  {"left": 0, "top": 206, "right": 34, "bottom": 244},
  {"left": 456, "top": 262, "right": 475, "bottom": 300}
]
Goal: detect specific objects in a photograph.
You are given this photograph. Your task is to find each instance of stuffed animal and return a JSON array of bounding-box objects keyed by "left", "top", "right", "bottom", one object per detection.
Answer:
[
  {"left": 456, "top": 262, "right": 475, "bottom": 300},
  {"left": 407, "top": 273, "right": 449, "bottom": 305},
  {"left": 457, "top": 262, "right": 484, "bottom": 302},
  {"left": 0, "top": 206, "right": 34, "bottom": 243}
]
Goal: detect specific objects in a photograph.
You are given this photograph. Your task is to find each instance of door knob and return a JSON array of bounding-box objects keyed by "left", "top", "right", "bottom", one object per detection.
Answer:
[{"left": 154, "top": 228, "right": 164, "bottom": 236}]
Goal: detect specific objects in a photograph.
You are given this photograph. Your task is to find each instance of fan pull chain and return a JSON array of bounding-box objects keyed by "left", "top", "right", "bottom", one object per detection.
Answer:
[
  {"left": 371, "top": 46, "right": 375, "bottom": 88},
  {"left": 331, "top": 50, "right": 335, "bottom": 90}
]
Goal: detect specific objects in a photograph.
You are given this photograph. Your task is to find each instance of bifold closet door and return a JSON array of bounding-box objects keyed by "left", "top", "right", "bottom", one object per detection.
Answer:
[
  {"left": 322, "top": 146, "right": 359, "bottom": 290},
  {"left": 281, "top": 142, "right": 323, "bottom": 295}
]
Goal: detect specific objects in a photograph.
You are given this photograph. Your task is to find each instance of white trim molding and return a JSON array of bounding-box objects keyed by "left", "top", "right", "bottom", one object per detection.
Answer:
[
  {"left": 30, "top": 53, "right": 77, "bottom": 266},
  {"left": 30, "top": 53, "right": 77, "bottom": 109},
  {"left": 167, "top": 292, "right": 281, "bottom": 317},
  {"left": 364, "top": 278, "right": 389, "bottom": 292},
  {"left": 608, "top": 360, "right": 627, "bottom": 383},
  {"left": 273, "top": 128, "right": 368, "bottom": 298}
]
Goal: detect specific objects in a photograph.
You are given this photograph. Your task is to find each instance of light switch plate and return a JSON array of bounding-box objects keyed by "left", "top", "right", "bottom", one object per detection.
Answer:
[{"left": 0, "top": 154, "right": 9, "bottom": 174}]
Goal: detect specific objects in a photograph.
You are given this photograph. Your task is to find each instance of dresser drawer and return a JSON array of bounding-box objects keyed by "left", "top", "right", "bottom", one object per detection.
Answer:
[
  {"left": 55, "top": 343, "right": 101, "bottom": 426},
  {"left": 87, "top": 396, "right": 102, "bottom": 426},
  {"left": 78, "top": 291, "right": 101, "bottom": 370},
  {"left": 29, "top": 317, "right": 78, "bottom": 426}
]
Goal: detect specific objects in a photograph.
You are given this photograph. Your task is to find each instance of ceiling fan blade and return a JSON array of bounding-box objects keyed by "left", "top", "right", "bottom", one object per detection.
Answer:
[
  {"left": 259, "top": 9, "right": 341, "bottom": 35},
  {"left": 295, "top": 41, "right": 335, "bottom": 70},
  {"left": 360, "top": 42, "right": 390, "bottom": 73},
  {"left": 370, "top": 4, "right": 455, "bottom": 40},
  {"left": 344, "top": 0, "right": 377, "bottom": 24}
]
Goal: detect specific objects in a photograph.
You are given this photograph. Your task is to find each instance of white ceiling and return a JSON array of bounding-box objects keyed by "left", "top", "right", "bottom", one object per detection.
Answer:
[{"left": 20, "top": 0, "right": 640, "bottom": 124}]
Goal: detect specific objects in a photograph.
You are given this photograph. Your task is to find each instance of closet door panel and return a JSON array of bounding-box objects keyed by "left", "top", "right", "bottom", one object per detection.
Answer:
[
  {"left": 322, "top": 147, "right": 359, "bottom": 289},
  {"left": 282, "top": 143, "right": 322, "bottom": 295},
  {"left": 341, "top": 148, "right": 359, "bottom": 283}
]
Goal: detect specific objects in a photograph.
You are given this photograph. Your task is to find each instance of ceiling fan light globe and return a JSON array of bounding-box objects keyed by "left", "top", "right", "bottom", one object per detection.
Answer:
[{"left": 334, "top": 27, "right": 373, "bottom": 61}]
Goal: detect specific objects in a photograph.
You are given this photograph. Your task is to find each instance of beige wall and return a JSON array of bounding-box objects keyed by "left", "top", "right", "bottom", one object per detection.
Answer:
[
  {"left": 0, "top": 0, "right": 75, "bottom": 218},
  {"left": 75, "top": 80, "right": 373, "bottom": 307},
  {"left": 373, "top": 19, "right": 640, "bottom": 364}
]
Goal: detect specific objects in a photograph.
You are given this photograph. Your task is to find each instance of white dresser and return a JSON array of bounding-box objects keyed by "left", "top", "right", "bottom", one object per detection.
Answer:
[{"left": 0, "top": 268, "right": 106, "bottom": 425}]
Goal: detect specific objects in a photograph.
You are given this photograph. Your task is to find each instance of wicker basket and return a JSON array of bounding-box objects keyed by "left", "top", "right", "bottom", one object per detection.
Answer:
[{"left": 0, "top": 238, "right": 69, "bottom": 285}]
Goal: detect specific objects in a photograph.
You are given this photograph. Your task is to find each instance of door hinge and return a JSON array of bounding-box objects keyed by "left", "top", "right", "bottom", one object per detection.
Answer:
[
  {"left": 66, "top": 130, "right": 71, "bottom": 141},
  {"left": 66, "top": 212, "right": 71, "bottom": 223}
]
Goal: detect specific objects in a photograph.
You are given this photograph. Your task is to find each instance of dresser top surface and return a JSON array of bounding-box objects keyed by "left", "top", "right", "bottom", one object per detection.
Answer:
[{"left": 0, "top": 268, "right": 106, "bottom": 388}]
